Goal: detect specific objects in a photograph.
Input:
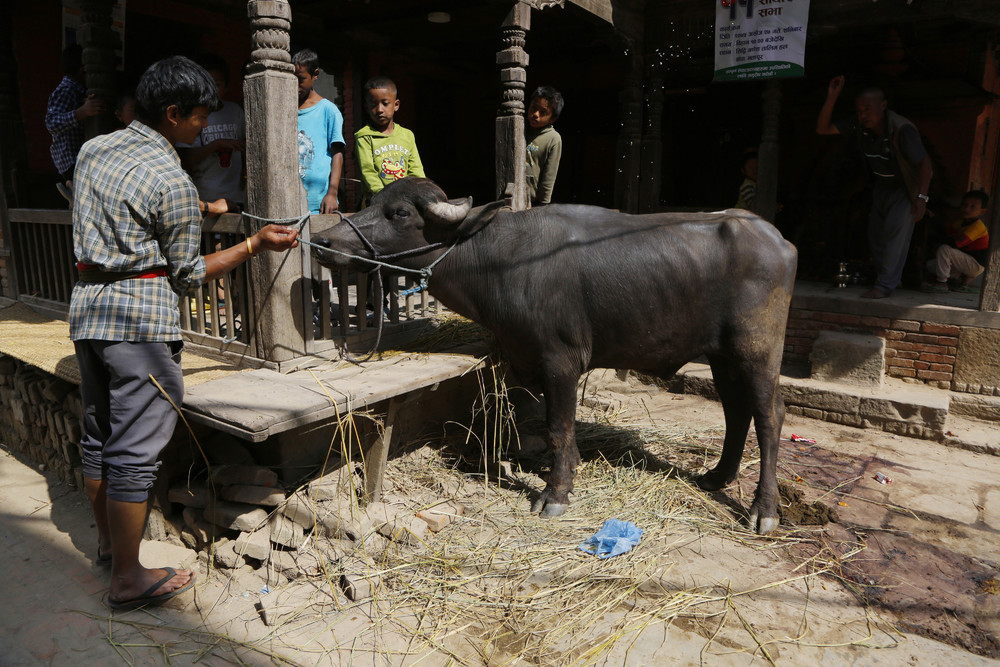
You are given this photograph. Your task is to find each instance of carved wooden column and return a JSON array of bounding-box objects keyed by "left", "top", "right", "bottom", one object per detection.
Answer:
[
  {"left": 496, "top": 2, "right": 530, "bottom": 210},
  {"left": 244, "top": 0, "right": 306, "bottom": 361},
  {"left": 756, "top": 80, "right": 781, "bottom": 223},
  {"left": 78, "top": 0, "right": 118, "bottom": 138},
  {"left": 638, "top": 69, "right": 663, "bottom": 213}
]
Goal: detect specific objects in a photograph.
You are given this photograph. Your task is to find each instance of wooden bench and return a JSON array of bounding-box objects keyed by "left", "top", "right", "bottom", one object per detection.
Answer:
[{"left": 182, "top": 351, "right": 486, "bottom": 501}]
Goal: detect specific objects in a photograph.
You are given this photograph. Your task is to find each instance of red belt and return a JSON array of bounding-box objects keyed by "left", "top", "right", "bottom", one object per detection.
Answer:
[{"left": 76, "top": 262, "right": 168, "bottom": 282}]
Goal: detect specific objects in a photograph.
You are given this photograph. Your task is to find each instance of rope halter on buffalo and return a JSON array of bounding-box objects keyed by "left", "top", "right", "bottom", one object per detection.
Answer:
[{"left": 240, "top": 210, "right": 463, "bottom": 363}]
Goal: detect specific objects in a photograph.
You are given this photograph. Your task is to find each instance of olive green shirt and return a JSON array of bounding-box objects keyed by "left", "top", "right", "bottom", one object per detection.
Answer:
[{"left": 526, "top": 125, "right": 562, "bottom": 205}]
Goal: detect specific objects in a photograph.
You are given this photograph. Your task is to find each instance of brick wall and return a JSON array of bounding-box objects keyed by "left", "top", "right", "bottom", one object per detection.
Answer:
[{"left": 785, "top": 308, "right": 959, "bottom": 390}]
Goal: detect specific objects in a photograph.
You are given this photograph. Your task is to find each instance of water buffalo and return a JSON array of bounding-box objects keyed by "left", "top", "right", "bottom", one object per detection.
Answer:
[{"left": 312, "top": 178, "right": 797, "bottom": 534}]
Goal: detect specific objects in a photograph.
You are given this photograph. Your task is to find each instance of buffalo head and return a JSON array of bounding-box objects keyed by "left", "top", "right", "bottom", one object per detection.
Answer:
[{"left": 311, "top": 178, "right": 500, "bottom": 273}]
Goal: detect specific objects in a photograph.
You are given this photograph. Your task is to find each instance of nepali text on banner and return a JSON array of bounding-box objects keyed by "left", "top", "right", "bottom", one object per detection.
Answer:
[{"left": 714, "top": 0, "right": 810, "bottom": 82}]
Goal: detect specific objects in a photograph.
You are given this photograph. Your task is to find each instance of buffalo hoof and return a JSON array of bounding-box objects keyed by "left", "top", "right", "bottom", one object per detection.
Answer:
[
  {"left": 531, "top": 488, "right": 569, "bottom": 516},
  {"left": 695, "top": 470, "right": 732, "bottom": 492},
  {"left": 540, "top": 502, "right": 568, "bottom": 517},
  {"left": 749, "top": 510, "right": 779, "bottom": 535}
]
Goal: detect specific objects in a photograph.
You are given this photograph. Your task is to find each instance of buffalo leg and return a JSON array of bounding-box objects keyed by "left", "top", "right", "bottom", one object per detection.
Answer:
[
  {"left": 697, "top": 359, "right": 753, "bottom": 491},
  {"left": 747, "top": 376, "right": 783, "bottom": 535},
  {"left": 530, "top": 370, "right": 581, "bottom": 517}
]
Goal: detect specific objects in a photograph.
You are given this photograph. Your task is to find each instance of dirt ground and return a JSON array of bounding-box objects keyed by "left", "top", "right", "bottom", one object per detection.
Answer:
[{"left": 2, "top": 369, "right": 999, "bottom": 666}]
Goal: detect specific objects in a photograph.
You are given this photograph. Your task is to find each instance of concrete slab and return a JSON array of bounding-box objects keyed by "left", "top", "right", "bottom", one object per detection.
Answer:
[{"left": 182, "top": 352, "right": 483, "bottom": 442}]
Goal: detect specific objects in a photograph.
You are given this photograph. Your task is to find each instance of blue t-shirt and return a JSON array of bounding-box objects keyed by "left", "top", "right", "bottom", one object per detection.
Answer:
[{"left": 297, "top": 98, "right": 344, "bottom": 213}]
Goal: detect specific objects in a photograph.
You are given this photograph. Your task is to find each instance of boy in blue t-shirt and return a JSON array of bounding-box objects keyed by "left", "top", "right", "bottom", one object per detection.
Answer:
[{"left": 293, "top": 49, "right": 344, "bottom": 214}]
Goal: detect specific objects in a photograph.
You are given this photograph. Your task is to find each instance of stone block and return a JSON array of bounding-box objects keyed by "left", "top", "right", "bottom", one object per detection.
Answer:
[
  {"left": 320, "top": 538, "right": 356, "bottom": 562},
  {"left": 169, "top": 482, "right": 213, "bottom": 508},
  {"left": 268, "top": 551, "right": 325, "bottom": 579},
  {"left": 341, "top": 572, "right": 375, "bottom": 601},
  {"left": 361, "top": 501, "right": 400, "bottom": 535},
  {"left": 781, "top": 383, "right": 861, "bottom": 413},
  {"left": 417, "top": 500, "right": 466, "bottom": 533},
  {"left": 222, "top": 484, "right": 286, "bottom": 506},
  {"left": 213, "top": 540, "right": 242, "bottom": 569},
  {"left": 809, "top": 330, "right": 885, "bottom": 387},
  {"left": 269, "top": 513, "right": 306, "bottom": 549},
  {"left": 183, "top": 506, "right": 225, "bottom": 548},
  {"left": 235, "top": 530, "right": 271, "bottom": 561},
  {"left": 211, "top": 464, "right": 278, "bottom": 488},
  {"left": 316, "top": 499, "right": 363, "bottom": 541},
  {"left": 378, "top": 515, "right": 428, "bottom": 546},
  {"left": 309, "top": 464, "right": 360, "bottom": 501},
  {"left": 859, "top": 397, "right": 947, "bottom": 431},
  {"left": 203, "top": 501, "right": 268, "bottom": 532},
  {"left": 949, "top": 393, "right": 1000, "bottom": 422},
  {"left": 281, "top": 490, "right": 317, "bottom": 530},
  {"left": 953, "top": 327, "right": 1000, "bottom": 391}
]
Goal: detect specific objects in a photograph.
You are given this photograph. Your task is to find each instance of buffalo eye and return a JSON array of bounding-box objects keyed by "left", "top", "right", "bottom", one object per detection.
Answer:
[{"left": 394, "top": 207, "right": 410, "bottom": 219}]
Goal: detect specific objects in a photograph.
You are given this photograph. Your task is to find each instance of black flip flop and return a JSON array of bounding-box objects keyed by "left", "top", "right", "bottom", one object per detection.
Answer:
[{"left": 108, "top": 567, "right": 196, "bottom": 611}]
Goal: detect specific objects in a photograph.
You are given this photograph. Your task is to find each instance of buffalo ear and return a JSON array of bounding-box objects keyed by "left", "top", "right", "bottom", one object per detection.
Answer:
[
  {"left": 454, "top": 199, "right": 505, "bottom": 237},
  {"left": 423, "top": 197, "right": 472, "bottom": 226}
]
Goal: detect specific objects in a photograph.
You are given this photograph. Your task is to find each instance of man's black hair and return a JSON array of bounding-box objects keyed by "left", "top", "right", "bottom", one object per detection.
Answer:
[
  {"left": 964, "top": 189, "right": 989, "bottom": 209},
  {"left": 363, "top": 76, "right": 397, "bottom": 96},
  {"left": 196, "top": 53, "right": 230, "bottom": 85},
  {"left": 856, "top": 84, "right": 887, "bottom": 103},
  {"left": 292, "top": 49, "right": 320, "bottom": 73},
  {"left": 134, "top": 56, "right": 218, "bottom": 125},
  {"left": 61, "top": 43, "right": 83, "bottom": 76},
  {"left": 741, "top": 151, "right": 758, "bottom": 167},
  {"left": 530, "top": 85, "right": 565, "bottom": 118},
  {"left": 115, "top": 88, "right": 135, "bottom": 112}
]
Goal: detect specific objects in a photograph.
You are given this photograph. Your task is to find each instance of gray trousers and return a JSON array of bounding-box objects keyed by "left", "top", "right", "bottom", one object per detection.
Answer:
[
  {"left": 869, "top": 186, "right": 915, "bottom": 295},
  {"left": 75, "top": 340, "right": 184, "bottom": 502}
]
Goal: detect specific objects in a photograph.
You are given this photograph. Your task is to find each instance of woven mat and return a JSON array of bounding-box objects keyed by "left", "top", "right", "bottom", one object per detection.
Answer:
[{"left": 0, "top": 301, "right": 248, "bottom": 387}]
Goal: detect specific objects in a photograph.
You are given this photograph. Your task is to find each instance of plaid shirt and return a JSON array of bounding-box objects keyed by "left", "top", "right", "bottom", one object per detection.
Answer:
[
  {"left": 69, "top": 122, "right": 207, "bottom": 342},
  {"left": 45, "top": 76, "right": 86, "bottom": 174}
]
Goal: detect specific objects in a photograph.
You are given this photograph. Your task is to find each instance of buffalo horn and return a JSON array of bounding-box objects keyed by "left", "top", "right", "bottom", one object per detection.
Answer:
[{"left": 424, "top": 197, "right": 472, "bottom": 225}]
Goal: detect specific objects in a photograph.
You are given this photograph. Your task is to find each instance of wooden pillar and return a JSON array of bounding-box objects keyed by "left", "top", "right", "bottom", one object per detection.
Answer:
[
  {"left": 979, "top": 149, "right": 1000, "bottom": 311},
  {"left": 78, "top": 0, "right": 118, "bottom": 139},
  {"left": 638, "top": 70, "right": 663, "bottom": 213},
  {"left": 756, "top": 80, "right": 781, "bottom": 223},
  {"left": 615, "top": 54, "right": 643, "bottom": 213},
  {"left": 244, "top": 0, "right": 307, "bottom": 361},
  {"left": 496, "top": 2, "right": 530, "bottom": 210}
]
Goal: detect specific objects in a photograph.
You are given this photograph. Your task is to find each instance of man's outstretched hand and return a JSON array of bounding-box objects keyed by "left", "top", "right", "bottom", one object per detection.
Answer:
[{"left": 254, "top": 224, "right": 300, "bottom": 253}]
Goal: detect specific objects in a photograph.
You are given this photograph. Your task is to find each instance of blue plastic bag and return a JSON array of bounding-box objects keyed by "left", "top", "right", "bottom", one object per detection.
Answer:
[{"left": 578, "top": 519, "right": 643, "bottom": 559}]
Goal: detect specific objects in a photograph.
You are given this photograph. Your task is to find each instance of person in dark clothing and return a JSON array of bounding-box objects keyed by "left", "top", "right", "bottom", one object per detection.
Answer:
[{"left": 816, "top": 76, "right": 933, "bottom": 299}]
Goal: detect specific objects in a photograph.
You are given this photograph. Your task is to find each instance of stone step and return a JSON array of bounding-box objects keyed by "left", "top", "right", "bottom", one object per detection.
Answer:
[
  {"left": 676, "top": 362, "right": 950, "bottom": 442},
  {"left": 809, "top": 330, "right": 885, "bottom": 388}
]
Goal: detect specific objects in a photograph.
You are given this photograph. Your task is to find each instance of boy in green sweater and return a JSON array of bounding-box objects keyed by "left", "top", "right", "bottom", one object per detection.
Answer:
[
  {"left": 525, "top": 86, "right": 564, "bottom": 206},
  {"left": 354, "top": 76, "right": 425, "bottom": 206}
]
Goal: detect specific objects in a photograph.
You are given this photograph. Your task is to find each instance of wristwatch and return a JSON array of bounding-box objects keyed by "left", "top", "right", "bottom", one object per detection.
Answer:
[{"left": 917, "top": 193, "right": 929, "bottom": 202}]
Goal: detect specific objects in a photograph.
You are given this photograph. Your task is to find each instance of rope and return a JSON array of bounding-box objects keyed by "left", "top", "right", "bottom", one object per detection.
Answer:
[{"left": 240, "top": 209, "right": 462, "bottom": 364}]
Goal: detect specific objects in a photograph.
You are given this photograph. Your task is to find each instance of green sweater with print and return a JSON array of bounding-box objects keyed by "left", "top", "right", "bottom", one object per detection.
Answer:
[{"left": 354, "top": 123, "right": 425, "bottom": 203}]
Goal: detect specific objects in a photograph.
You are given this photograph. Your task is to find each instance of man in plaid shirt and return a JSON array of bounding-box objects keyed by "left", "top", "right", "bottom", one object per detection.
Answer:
[
  {"left": 71, "top": 56, "right": 299, "bottom": 610},
  {"left": 45, "top": 44, "right": 105, "bottom": 194}
]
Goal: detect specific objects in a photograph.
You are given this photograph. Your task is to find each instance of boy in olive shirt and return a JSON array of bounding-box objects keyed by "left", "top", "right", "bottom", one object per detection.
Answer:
[
  {"left": 354, "top": 76, "right": 425, "bottom": 206},
  {"left": 525, "top": 86, "right": 564, "bottom": 206}
]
